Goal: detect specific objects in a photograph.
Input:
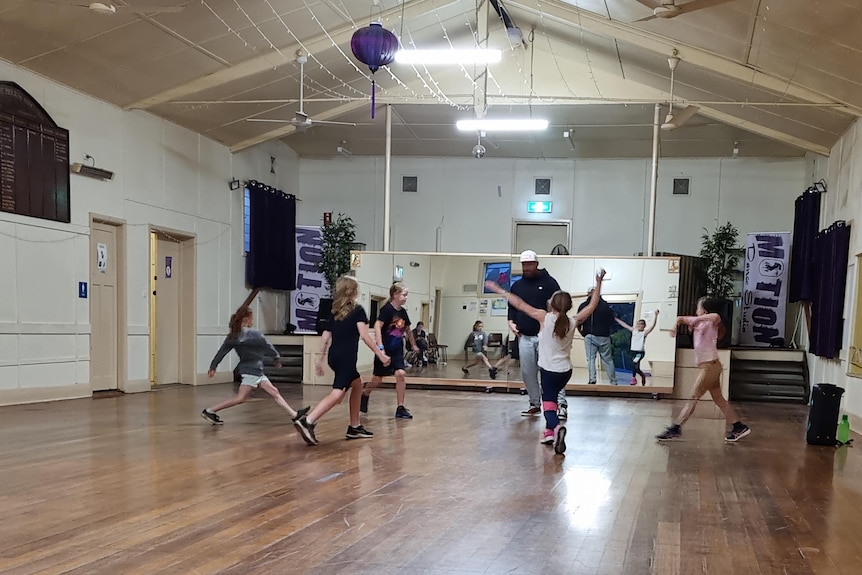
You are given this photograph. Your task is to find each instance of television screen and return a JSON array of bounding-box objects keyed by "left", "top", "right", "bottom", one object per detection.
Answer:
[{"left": 482, "top": 261, "right": 512, "bottom": 293}]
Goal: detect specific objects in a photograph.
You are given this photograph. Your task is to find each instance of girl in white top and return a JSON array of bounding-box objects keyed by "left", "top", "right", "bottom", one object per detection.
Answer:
[
  {"left": 485, "top": 269, "right": 605, "bottom": 454},
  {"left": 615, "top": 310, "right": 658, "bottom": 386}
]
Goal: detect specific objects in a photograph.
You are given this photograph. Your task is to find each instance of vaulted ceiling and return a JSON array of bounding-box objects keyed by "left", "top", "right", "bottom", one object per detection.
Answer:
[{"left": 3, "top": 0, "right": 858, "bottom": 158}]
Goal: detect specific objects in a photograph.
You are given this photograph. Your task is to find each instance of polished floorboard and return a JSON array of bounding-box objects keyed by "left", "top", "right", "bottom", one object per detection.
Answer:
[{"left": 1, "top": 384, "right": 860, "bottom": 575}]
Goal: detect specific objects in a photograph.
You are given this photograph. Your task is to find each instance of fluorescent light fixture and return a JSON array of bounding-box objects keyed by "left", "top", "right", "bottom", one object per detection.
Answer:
[
  {"left": 527, "top": 201, "right": 553, "bottom": 213},
  {"left": 394, "top": 49, "right": 502, "bottom": 65},
  {"left": 456, "top": 118, "right": 549, "bottom": 132}
]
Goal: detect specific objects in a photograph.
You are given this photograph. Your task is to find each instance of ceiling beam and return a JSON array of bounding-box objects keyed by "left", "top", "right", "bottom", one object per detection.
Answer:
[
  {"left": 694, "top": 106, "right": 829, "bottom": 155},
  {"left": 230, "top": 100, "right": 370, "bottom": 153},
  {"left": 127, "top": 0, "right": 459, "bottom": 111},
  {"left": 506, "top": 0, "right": 862, "bottom": 117}
]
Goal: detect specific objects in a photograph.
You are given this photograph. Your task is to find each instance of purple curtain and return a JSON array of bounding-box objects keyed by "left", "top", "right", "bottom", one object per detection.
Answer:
[
  {"left": 789, "top": 190, "right": 822, "bottom": 302},
  {"left": 809, "top": 221, "right": 851, "bottom": 359},
  {"left": 245, "top": 180, "right": 297, "bottom": 291}
]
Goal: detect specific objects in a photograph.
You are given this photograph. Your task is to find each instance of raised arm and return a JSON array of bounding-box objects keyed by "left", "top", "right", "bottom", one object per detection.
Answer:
[
  {"left": 615, "top": 317, "right": 633, "bottom": 332},
  {"left": 484, "top": 281, "right": 546, "bottom": 323},
  {"left": 573, "top": 269, "right": 606, "bottom": 325},
  {"left": 644, "top": 309, "right": 659, "bottom": 336}
]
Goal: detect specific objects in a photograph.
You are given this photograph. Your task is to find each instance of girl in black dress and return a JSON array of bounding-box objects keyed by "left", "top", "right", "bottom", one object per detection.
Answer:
[{"left": 293, "top": 276, "right": 390, "bottom": 445}]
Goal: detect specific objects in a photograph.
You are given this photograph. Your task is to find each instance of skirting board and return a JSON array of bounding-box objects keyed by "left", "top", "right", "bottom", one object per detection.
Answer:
[{"left": 0, "top": 384, "right": 92, "bottom": 407}]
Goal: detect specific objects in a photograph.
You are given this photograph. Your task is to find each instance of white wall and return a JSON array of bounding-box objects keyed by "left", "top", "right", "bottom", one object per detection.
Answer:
[
  {"left": 803, "top": 120, "right": 862, "bottom": 425},
  {"left": 0, "top": 58, "right": 299, "bottom": 405},
  {"left": 297, "top": 156, "right": 806, "bottom": 256}
]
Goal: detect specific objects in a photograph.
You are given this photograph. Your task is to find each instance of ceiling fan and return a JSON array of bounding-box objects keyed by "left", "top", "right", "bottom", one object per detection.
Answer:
[
  {"left": 35, "top": 1, "right": 185, "bottom": 14},
  {"left": 661, "top": 54, "right": 700, "bottom": 131},
  {"left": 246, "top": 52, "right": 357, "bottom": 132},
  {"left": 634, "top": 0, "right": 736, "bottom": 22}
]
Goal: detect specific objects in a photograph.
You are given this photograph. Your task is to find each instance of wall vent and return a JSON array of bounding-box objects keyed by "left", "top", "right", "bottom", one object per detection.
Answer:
[
  {"left": 402, "top": 175, "right": 418, "bottom": 192},
  {"left": 462, "top": 283, "right": 478, "bottom": 293},
  {"left": 672, "top": 177, "right": 690, "bottom": 195},
  {"left": 534, "top": 177, "right": 551, "bottom": 195}
]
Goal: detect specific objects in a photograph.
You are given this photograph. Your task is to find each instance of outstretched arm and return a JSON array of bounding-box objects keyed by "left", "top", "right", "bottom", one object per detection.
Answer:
[
  {"left": 573, "top": 269, "right": 607, "bottom": 324},
  {"left": 484, "top": 281, "right": 547, "bottom": 323},
  {"left": 615, "top": 317, "right": 633, "bottom": 332}
]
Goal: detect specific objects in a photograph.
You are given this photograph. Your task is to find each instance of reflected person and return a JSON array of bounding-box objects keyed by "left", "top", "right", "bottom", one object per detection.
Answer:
[{"left": 508, "top": 250, "right": 563, "bottom": 417}]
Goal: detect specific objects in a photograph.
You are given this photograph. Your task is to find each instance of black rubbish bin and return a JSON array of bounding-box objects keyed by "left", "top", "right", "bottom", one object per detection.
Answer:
[{"left": 806, "top": 383, "right": 845, "bottom": 446}]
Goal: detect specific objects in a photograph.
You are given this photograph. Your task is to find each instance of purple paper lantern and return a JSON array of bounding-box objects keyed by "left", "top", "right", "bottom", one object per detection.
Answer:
[{"left": 350, "top": 22, "right": 399, "bottom": 119}]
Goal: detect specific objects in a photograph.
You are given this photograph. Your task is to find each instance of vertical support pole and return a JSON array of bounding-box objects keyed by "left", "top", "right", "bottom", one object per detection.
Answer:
[
  {"left": 384, "top": 104, "right": 392, "bottom": 252},
  {"left": 647, "top": 103, "right": 661, "bottom": 257}
]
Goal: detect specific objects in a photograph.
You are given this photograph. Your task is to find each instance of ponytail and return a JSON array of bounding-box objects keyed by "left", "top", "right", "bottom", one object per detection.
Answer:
[{"left": 229, "top": 306, "right": 252, "bottom": 338}]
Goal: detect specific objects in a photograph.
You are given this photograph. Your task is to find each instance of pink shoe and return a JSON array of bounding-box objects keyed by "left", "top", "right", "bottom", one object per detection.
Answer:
[
  {"left": 540, "top": 429, "right": 554, "bottom": 444},
  {"left": 630, "top": 377, "right": 638, "bottom": 386}
]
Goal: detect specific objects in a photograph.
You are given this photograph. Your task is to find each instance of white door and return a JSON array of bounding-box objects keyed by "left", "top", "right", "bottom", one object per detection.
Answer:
[
  {"left": 155, "top": 237, "right": 181, "bottom": 385},
  {"left": 90, "top": 223, "right": 118, "bottom": 391},
  {"left": 514, "top": 223, "right": 570, "bottom": 255}
]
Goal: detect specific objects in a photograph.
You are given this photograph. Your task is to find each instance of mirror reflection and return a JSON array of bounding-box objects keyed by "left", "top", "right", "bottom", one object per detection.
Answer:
[{"left": 349, "top": 251, "right": 680, "bottom": 396}]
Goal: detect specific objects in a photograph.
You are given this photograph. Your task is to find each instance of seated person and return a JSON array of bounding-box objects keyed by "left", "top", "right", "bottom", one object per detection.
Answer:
[{"left": 412, "top": 321, "right": 429, "bottom": 366}]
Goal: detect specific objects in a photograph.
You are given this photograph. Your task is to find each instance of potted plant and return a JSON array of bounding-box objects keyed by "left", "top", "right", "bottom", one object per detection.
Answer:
[
  {"left": 698, "top": 221, "right": 740, "bottom": 347},
  {"left": 314, "top": 214, "right": 356, "bottom": 333}
]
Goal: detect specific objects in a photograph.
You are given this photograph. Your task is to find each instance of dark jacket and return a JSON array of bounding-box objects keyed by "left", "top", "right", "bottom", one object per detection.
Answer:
[
  {"left": 508, "top": 269, "right": 560, "bottom": 337},
  {"left": 577, "top": 297, "right": 615, "bottom": 337}
]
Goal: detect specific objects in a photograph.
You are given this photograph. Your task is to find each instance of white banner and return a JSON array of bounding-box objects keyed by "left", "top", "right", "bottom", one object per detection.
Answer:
[
  {"left": 290, "top": 226, "right": 330, "bottom": 334},
  {"left": 740, "top": 232, "right": 791, "bottom": 347}
]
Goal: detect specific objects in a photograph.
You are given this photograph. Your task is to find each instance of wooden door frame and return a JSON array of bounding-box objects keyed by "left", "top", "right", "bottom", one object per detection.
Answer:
[
  {"left": 149, "top": 225, "right": 197, "bottom": 387},
  {"left": 89, "top": 214, "right": 128, "bottom": 394},
  {"left": 511, "top": 219, "right": 572, "bottom": 254}
]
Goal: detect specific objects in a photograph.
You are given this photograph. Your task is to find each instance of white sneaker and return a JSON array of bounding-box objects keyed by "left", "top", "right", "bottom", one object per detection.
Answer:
[{"left": 558, "top": 405, "right": 568, "bottom": 420}]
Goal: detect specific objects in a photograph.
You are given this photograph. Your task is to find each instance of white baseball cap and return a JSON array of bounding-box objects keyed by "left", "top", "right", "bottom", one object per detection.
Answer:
[{"left": 519, "top": 250, "right": 538, "bottom": 263}]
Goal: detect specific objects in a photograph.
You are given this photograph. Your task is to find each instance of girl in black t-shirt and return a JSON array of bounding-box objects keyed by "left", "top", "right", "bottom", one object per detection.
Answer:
[
  {"left": 360, "top": 282, "right": 420, "bottom": 419},
  {"left": 293, "top": 276, "right": 390, "bottom": 446}
]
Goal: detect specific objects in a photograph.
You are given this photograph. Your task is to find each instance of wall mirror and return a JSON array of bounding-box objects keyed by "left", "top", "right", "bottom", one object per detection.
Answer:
[{"left": 350, "top": 251, "right": 680, "bottom": 395}]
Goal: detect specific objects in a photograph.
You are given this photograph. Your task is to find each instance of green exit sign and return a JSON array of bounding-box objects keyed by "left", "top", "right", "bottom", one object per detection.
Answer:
[{"left": 527, "top": 201, "right": 553, "bottom": 213}]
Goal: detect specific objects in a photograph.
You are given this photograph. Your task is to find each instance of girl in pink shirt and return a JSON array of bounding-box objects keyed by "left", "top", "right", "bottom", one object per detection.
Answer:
[{"left": 656, "top": 297, "right": 751, "bottom": 442}]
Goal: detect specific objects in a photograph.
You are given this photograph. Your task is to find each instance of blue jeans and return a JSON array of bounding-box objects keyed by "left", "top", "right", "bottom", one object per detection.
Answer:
[
  {"left": 584, "top": 334, "right": 617, "bottom": 385},
  {"left": 518, "top": 335, "right": 540, "bottom": 406}
]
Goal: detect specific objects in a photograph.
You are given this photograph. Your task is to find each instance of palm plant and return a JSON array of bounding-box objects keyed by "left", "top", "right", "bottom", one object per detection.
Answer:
[{"left": 699, "top": 221, "right": 740, "bottom": 299}]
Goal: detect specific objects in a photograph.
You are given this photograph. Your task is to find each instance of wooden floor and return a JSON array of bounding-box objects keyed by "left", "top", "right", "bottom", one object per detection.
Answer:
[{"left": 1, "top": 385, "right": 860, "bottom": 575}]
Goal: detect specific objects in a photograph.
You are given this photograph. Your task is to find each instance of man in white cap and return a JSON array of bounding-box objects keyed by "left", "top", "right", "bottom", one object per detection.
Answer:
[{"left": 508, "top": 250, "right": 564, "bottom": 417}]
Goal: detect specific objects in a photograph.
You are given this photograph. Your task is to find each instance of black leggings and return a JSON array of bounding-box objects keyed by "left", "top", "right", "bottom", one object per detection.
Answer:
[{"left": 632, "top": 352, "right": 645, "bottom": 382}]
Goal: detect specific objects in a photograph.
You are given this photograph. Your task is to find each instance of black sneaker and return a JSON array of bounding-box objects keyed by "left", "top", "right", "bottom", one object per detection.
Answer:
[
  {"left": 395, "top": 405, "right": 413, "bottom": 419},
  {"left": 293, "top": 416, "right": 318, "bottom": 445},
  {"left": 346, "top": 425, "right": 374, "bottom": 439},
  {"left": 557, "top": 404, "right": 568, "bottom": 420},
  {"left": 201, "top": 409, "right": 223, "bottom": 425},
  {"left": 725, "top": 424, "right": 751, "bottom": 443},
  {"left": 489, "top": 367, "right": 498, "bottom": 380},
  {"left": 554, "top": 426, "right": 567, "bottom": 455},
  {"left": 360, "top": 393, "right": 369, "bottom": 413},
  {"left": 292, "top": 405, "right": 310, "bottom": 422},
  {"left": 656, "top": 425, "right": 682, "bottom": 441},
  {"left": 461, "top": 367, "right": 470, "bottom": 375}
]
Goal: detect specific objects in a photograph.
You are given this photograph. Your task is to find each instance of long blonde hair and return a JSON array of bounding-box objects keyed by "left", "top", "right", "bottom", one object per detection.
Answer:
[{"left": 332, "top": 276, "right": 359, "bottom": 320}]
